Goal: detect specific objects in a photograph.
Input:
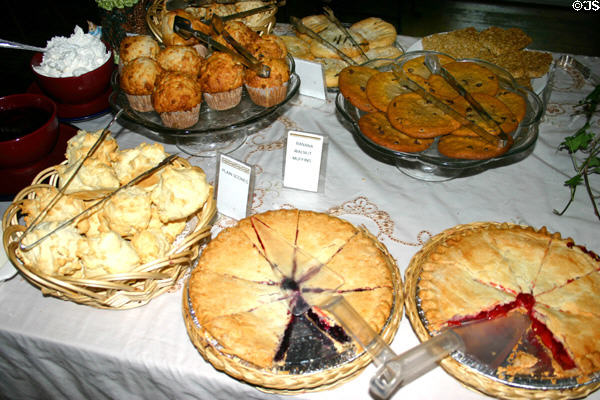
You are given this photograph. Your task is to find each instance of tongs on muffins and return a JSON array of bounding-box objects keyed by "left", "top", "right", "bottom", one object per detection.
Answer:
[{"left": 174, "top": 15, "right": 270, "bottom": 78}]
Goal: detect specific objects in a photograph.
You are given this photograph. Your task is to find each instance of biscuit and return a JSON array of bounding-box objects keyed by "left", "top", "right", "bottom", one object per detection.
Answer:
[
  {"left": 365, "top": 71, "right": 409, "bottom": 112},
  {"left": 279, "top": 35, "right": 314, "bottom": 60},
  {"left": 350, "top": 17, "right": 397, "bottom": 49},
  {"left": 338, "top": 65, "right": 379, "bottom": 112},
  {"left": 422, "top": 27, "right": 481, "bottom": 59},
  {"left": 309, "top": 25, "right": 369, "bottom": 59},
  {"left": 438, "top": 134, "right": 513, "bottom": 160},
  {"left": 358, "top": 112, "right": 434, "bottom": 152},
  {"left": 319, "top": 58, "right": 348, "bottom": 88},
  {"left": 359, "top": 45, "right": 403, "bottom": 63},
  {"left": 300, "top": 14, "right": 331, "bottom": 33},
  {"left": 387, "top": 93, "right": 461, "bottom": 137},
  {"left": 401, "top": 54, "right": 454, "bottom": 87}
]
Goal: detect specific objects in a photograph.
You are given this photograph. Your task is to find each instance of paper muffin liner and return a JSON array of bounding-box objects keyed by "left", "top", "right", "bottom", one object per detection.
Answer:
[
  {"left": 126, "top": 93, "right": 154, "bottom": 112},
  {"left": 159, "top": 104, "right": 201, "bottom": 129},
  {"left": 203, "top": 87, "right": 243, "bottom": 111},
  {"left": 245, "top": 82, "right": 288, "bottom": 108}
]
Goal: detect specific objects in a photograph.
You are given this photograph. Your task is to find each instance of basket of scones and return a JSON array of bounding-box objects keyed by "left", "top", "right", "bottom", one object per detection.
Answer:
[
  {"left": 112, "top": 9, "right": 298, "bottom": 132},
  {"left": 2, "top": 129, "right": 216, "bottom": 309}
]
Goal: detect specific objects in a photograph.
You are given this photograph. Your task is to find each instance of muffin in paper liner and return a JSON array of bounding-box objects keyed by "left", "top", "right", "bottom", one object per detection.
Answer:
[
  {"left": 125, "top": 93, "right": 154, "bottom": 112},
  {"left": 245, "top": 82, "right": 288, "bottom": 108},
  {"left": 159, "top": 103, "right": 201, "bottom": 129},
  {"left": 203, "top": 86, "right": 243, "bottom": 111}
]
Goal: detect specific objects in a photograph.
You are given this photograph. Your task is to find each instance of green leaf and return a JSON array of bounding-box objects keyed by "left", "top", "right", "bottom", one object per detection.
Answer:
[
  {"left": 562, "top": 129, "right": 593, "bottom": 153},
  {"left": 565, "top": 175, "right": 583, "bottom": 188}
]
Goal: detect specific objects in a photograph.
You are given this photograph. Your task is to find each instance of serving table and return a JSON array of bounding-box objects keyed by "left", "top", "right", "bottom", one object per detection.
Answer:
[{"left": 1, "top": 35, "right": 599, "bottom": 400}]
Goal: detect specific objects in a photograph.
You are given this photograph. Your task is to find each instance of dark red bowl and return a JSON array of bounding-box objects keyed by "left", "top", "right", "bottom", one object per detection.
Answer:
[
  {"left": 0, "top": 94, "right": 59, "bottom": 168},
  {"left": 31, "top": 48, "right": 114, "bottom": 104}
]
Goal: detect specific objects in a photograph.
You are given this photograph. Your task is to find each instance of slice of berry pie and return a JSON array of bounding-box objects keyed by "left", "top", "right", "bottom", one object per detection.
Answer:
[
  {"left": 413, "top": 223, "right": 600, "bottom": 385},
  {"left": 186, "top": 209, "right": 400, "bottom": 388}
]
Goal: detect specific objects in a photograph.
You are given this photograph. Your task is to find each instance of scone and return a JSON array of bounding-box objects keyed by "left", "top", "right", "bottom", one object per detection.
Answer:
[
  {"left": 111, "top": 142, "right": 168, "bottom": 186},
  {"left": 57, "top": 157, "right": 120, "bottom": 194},
  {"left": 102, "top": 186, "right": 153, "bottom": 237},
  {"left": 150, "top": 165, "right": 210, "bottom": 223},
  {"left": 65, "top": 129, "right": 119, "bottom": 165},
  {"left": 20, "top": 187, "right": 86, "bottom": 227},
  {"left": 198, "top": 52, "right": 244, "bottom": 110},
  {"left": 120, "top": 57, "right": 164, "bottom": 112},
  {"left": 152, "top": 72, "right": 203, "bottom": 129},
  {"left": 131, "top": 229, "right": 172, "bottom": 264},
  {"left": 78, "top": 231, "right": 141, "bottom": 276},
  {"left": 244, "top": 56, "right": 290, "bottom": 107},
  {"left": 157, "top": 45, "right": 203, "bottom": 76}
]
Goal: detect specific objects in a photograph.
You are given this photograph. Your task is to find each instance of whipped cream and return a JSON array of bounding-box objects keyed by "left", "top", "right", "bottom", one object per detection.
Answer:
[{"left": 33, "top": 26, "right": 110, "bottom": 78}]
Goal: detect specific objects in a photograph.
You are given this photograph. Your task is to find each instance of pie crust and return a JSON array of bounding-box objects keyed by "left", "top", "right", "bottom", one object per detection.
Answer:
[
  {"left": 187, "top": 209, "right": 400, "bottom": 386},
  {"left": 412, "top": 222, "right": 600, "bottom": 388}
]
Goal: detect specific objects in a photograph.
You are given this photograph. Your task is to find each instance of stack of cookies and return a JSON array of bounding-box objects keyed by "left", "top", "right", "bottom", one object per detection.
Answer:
[
  {"left": 339, "top": 55, "right": 529, "bottom": 160},
  {"left": 422, "top": 26, "right": 552, "bottom": 90},
  {"left": 280, "top": 15, "right": 402, "bottom": 88}
]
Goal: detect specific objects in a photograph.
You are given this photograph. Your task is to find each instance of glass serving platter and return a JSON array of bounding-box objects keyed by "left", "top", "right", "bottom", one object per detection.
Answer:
[
  {"left": 335, "top": 51, "right": 544, "bottom": 181},
  {"left": 109, "top": 55, "right": 300, "bottom": 157}
]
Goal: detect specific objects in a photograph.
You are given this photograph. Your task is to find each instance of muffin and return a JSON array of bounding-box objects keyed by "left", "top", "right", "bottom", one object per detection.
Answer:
[
  {"left": 251, "top": 34, "right": 287, "bottom": 60},
  {"left": 118, "top": 34, "right": 160, "bottom": 72},
  {"left": 157, "top": 45, "right": 203, "bottom": 76},
  {"left": 152, "top": 72, "right": 203, "bottom": 129},
  {"left": 120, "top": 56, "right": 163, "bottom": 112},
  {"left": 198, "top": 52, "right": 244, "bottom": 110},
  {"left": 244, "top": 57, "right": 290, "bottom": 107}
]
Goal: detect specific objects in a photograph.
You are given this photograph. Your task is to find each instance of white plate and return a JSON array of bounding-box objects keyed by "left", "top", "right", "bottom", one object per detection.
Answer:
[{"left": 406, "top": 39, "right": 548, "bottom": 95}]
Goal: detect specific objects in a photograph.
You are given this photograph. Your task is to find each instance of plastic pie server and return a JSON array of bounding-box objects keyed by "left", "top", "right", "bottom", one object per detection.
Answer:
[{"left": 321, "top": 296, "right": 530, "bottom": 400}]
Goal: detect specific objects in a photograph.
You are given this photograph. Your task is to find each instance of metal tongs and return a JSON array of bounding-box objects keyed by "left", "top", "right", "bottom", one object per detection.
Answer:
[
  {"left": 322, "top": 6, "right": 369, "bottom": 63},
  {"left": 424, "top": 54, "right": 510, "bottom": 143},
  {"left": 557, "top": 54, "right": 600, "bottom": 85},
  {"left": 290, "top": 16, "right": 357, "bottom": 65},
  {"left": 174, "top": 15, "right": 270, "bottom": 78},
  {"left": 391, "top": 64, "right": 507, "bottom": 147}
]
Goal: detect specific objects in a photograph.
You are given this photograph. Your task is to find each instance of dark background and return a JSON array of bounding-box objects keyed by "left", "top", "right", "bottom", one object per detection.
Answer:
[{"left": 1, "top": 0, "right": 598, "bottom": 97}]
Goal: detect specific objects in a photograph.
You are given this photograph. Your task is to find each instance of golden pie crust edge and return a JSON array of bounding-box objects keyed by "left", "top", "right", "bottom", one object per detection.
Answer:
[
  {"left": 404, "top": 221, "right": 600, "bottom": 399},
  {"left": 184, "top": 209, "right": 403, "bottom": 392}
]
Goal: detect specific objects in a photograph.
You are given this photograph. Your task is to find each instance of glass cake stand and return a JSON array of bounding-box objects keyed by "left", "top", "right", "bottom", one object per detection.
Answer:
[
  {"left": 335, "top": 52, "right": 544, "bottom": 182},
  {"left": 109, "top": 56, "right": 300, "bottom": 157}
]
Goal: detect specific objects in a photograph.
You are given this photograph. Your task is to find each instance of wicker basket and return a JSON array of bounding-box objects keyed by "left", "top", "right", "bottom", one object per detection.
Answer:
[
  {"left": 2, "top": 157, "right": 216, "bottom": 309},
  {"left": 404, "top": 221, "right": 600, "bottom": 400},
  {"left": 182, "top": 225, "right": 403, "bottom": 393},
  {"left": 146, "top": 0, "right": 277, "bottom": 44}
]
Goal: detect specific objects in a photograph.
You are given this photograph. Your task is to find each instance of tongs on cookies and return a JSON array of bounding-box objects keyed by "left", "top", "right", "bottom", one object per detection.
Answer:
[
  {"left": 424, "top": 54, "right": 511, "bottom": 143},
  {"left": 391, "top": 65, "right": 508, "bottom": 147},
  {"left": 290, "top": 16, "right": 357, "bottom": 66},
  {"left": 174, "top": 15, "right": 270, "bottom": 78}
]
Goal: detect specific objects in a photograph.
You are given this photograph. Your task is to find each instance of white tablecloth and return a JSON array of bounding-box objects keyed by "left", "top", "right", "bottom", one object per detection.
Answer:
[{"left": 1, "top": 36, "right": 599, "bottom": 400}]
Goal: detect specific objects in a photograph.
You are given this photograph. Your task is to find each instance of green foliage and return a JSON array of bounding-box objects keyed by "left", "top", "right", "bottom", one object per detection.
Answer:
[
  {"left": 95, "top": 0, "right": 139, "bottom": 11},
  {"left": 555, "top": 84, "right": 600, "bottom": 221}
]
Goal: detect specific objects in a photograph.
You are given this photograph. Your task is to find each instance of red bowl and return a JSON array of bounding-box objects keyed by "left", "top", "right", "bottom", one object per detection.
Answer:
[
  {"left": 31, "top": 48, "right": 114, "bottom": 104},
  {"left": 0, "top": 94, "right": 59, "bottom": 168}
]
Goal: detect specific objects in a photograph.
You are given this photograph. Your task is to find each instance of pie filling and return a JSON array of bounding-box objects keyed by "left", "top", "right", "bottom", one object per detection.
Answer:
[{"left": 446, "top": 292, "right": 576, "bottom": 371}]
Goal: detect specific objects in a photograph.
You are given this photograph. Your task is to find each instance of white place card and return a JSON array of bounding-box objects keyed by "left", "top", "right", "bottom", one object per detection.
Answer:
[
  {"left": 216, "top": 154, "right": 254, "bottom": 220},
  {"left": 283, "top": 131, "right": 326, "bottom": 192},
  {"left": 294, "top": 58, "right": 327, "bottom": 100}
]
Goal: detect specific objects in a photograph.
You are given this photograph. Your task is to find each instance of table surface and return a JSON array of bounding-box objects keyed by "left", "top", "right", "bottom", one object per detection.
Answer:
[{"left": 1, "top": 35, "right": 600, "bottom": 400}]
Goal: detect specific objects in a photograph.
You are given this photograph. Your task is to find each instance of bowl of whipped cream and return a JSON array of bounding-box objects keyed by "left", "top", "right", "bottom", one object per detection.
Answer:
[{"left": 31, "top": 26, "right": 114, "bottom": 104}]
